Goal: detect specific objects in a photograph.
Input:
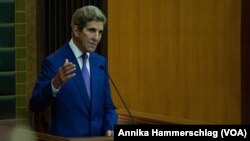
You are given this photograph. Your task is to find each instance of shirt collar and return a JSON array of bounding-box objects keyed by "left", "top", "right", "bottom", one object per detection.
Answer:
[{"left": 69, "top": 39, "right": 90, "bottom": 58}]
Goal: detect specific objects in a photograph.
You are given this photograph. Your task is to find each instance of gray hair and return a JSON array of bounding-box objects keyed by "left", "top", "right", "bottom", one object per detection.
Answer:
[{"left": 71, "top": 5, "right": 107, "bottom": 30}]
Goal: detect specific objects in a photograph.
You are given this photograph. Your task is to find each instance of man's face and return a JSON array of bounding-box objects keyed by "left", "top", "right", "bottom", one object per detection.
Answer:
[{"left": 74, "top": 21, "right": 104, "bottom": 52}]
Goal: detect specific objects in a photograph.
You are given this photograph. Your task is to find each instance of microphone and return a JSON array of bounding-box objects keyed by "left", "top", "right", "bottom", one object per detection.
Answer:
[{"left": 99, "top": 65, "right": 136, "bottom": 125}]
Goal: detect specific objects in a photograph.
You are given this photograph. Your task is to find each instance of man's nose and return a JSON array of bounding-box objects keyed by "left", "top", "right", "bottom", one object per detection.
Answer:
[{"left": 93, "top": 32, "right": 100, "bottom": 41}]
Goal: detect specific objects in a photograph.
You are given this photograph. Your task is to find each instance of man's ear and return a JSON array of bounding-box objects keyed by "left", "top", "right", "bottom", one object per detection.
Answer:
[{"left": 72, "top": 25, "right": 80, "bottom": 37}]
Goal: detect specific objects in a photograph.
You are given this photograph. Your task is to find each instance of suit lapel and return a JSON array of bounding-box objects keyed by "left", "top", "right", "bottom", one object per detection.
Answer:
[
  {"left": 63, "top": 45, "right": 91, "bottom": 111},
  {"left": 89, "top": 53, "right": 103, "bottom": 114},
  {"left": 73, "top": 65, "right": 91, "bottom": 109}
]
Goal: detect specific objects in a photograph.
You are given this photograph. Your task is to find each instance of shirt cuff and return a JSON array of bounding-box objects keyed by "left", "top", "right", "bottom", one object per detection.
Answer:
[{"left": 51, "top": 79, "right": 60, "bottom": 97}]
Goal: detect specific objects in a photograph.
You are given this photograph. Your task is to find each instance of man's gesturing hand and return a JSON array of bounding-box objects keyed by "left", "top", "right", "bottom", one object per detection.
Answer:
[{"left": 53, "top": 59, "right": 76, "bottom": 89}]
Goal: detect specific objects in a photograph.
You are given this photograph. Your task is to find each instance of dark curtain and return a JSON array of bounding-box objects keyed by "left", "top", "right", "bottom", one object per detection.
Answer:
[
  {"left": 241, "top": 0, "right": 250, "bottom": 124},
  {"left": 37, "top": 0, "right": 107, "bottom": 74}
]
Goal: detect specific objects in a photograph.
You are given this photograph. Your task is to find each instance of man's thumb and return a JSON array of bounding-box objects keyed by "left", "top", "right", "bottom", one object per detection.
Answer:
[{"left": 64, "top": 59, "right": 69, "bottom": 64}]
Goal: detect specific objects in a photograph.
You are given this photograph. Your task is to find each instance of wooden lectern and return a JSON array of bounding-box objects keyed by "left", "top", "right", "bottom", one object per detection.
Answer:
[
  {"left": 37, "top": 132, "right": 113, "bottom": 141},
  {"left": 0, "top": 120, "right": 113, "bottom": 141}
]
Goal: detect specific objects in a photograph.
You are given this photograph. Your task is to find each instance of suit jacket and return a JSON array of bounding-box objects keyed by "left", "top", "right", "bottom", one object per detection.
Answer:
[{"left": 30, "top": 43, "right": 118, "bottom": 137}]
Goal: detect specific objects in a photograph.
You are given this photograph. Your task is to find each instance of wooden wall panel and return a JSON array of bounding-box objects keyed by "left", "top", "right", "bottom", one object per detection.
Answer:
[{"left": 108, "top": 0, "right": 241, "bottom": 124}]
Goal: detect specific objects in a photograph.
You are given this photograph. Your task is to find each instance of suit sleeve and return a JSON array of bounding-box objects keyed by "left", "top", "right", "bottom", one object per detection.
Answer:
[
  {"left": 103, "top": 62, "right": 118, "bottom": 131},
  {"left": 29, "top": 58, "right": 57, "bottom": 112}
]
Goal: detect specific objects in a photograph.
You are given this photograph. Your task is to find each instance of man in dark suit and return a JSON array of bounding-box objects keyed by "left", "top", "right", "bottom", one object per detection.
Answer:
[{"left": 29, "top": 5, "right": 118, "bottom": 137}]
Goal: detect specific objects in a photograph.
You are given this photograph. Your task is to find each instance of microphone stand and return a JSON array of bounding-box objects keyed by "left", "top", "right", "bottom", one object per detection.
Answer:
[
  {"left": 100, "top": 65, "right": 136, "bottom": 125},
  {"left": 108, "top": 73, "right": 136, "bottom": 125}
]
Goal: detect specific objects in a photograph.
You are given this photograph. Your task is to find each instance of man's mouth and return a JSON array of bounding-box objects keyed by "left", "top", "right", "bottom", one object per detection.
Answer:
[{"left": 88, "top": 43, "right": 97, "bottom": 49}]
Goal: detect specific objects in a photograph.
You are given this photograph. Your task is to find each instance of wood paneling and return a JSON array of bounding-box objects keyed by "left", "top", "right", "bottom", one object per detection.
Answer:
[{"left": 108, "top": 0, "right": 241, "bottom": 124}]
